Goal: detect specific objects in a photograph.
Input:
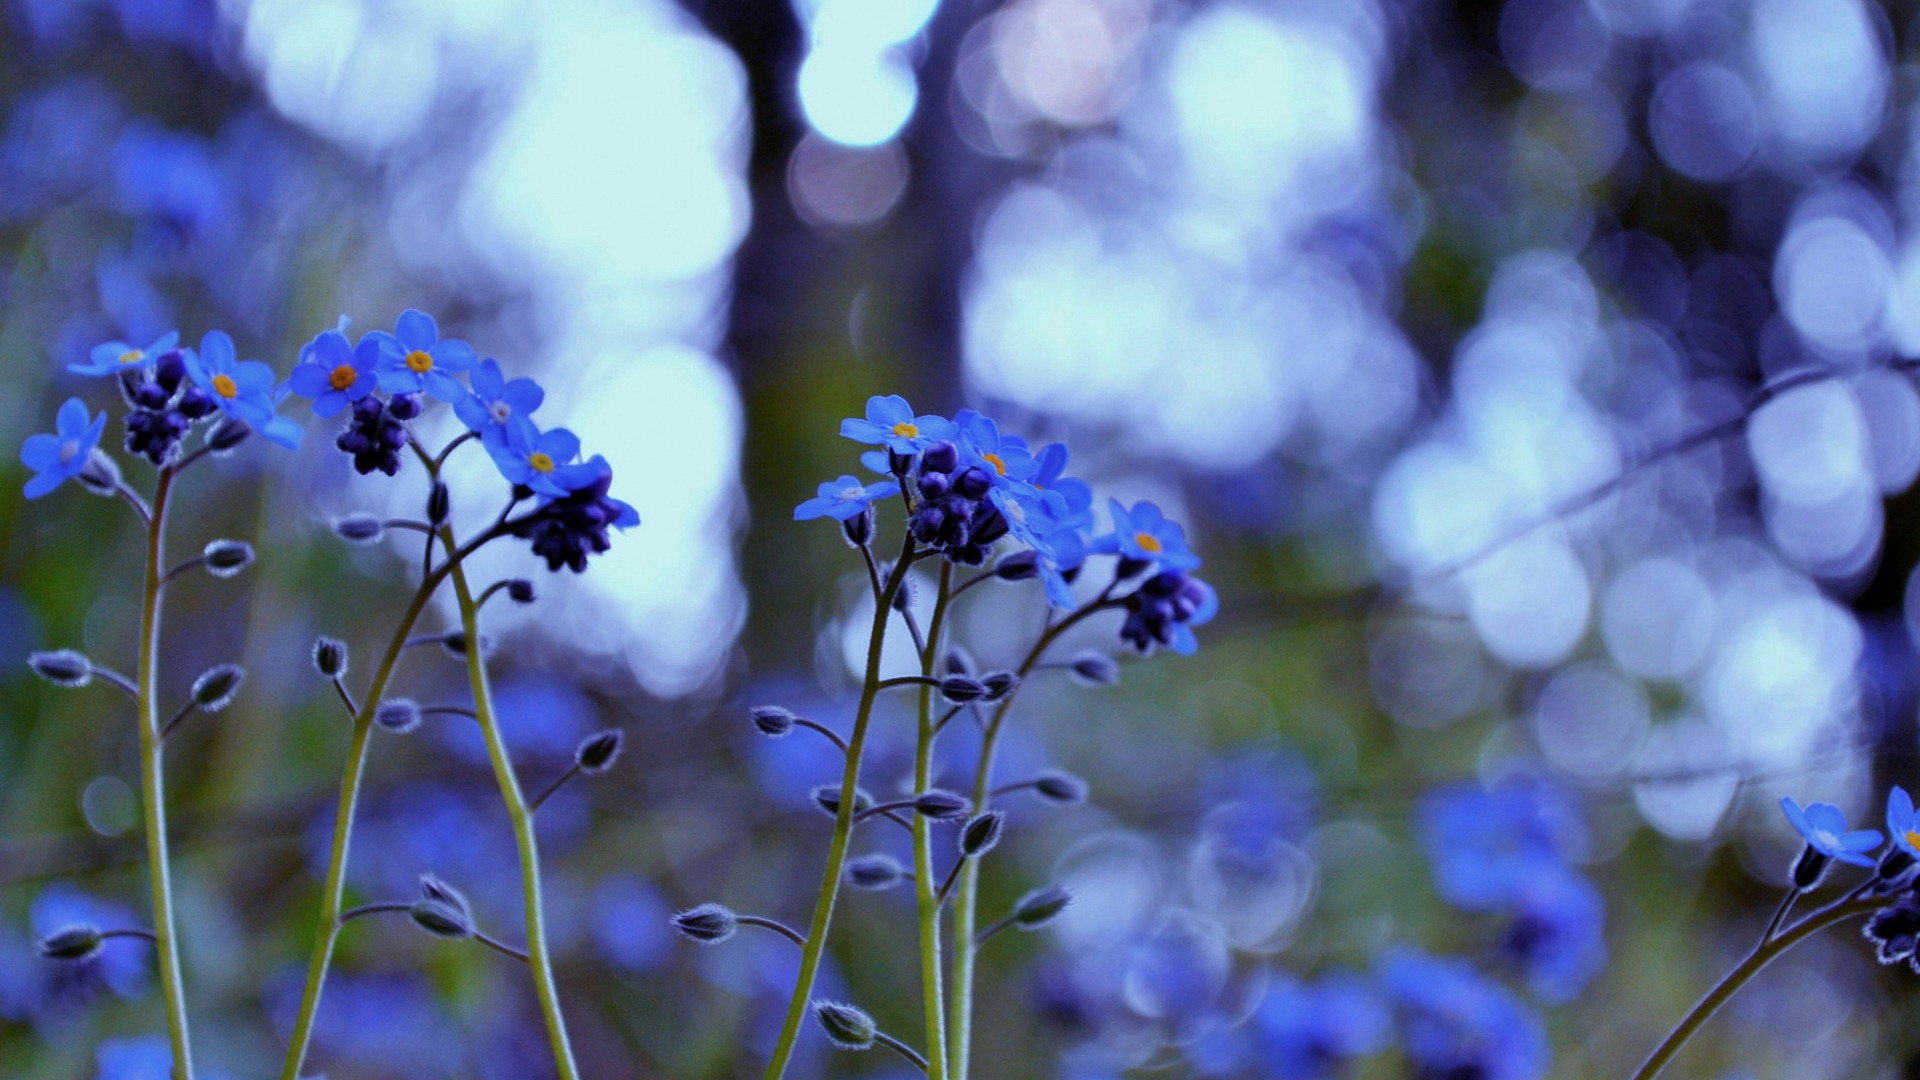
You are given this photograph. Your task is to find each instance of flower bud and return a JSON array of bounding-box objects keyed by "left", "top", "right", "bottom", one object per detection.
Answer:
[
  {"left": 1880, "top": 847, "right": 1917, "bottom": 884},
  {"left": 1033, "top": 769, "right": 1089, "bottom": 806},
  {"left": 844, "top": 854, "right": 907, "bottom": 890},
  {"left": 812, "top": 1000, "right": 877, "bottom": 1050},
  {"left": 670, "top": 902, "right": 738, "bottom": 944},
  {"left": 1011, "top": 885, "right": 1073, "bottom": 930},
  {"left": 812, "top": 785, "right": 873, "bottom": 817},
  {"left": 575, "top": 729, "right": 624, "bottom": 773},
  {"left": 191, "top": 664, "right": 245, "bottom": 712},
  {"left": 979, "top": 671, "right": 1019, "bottom": 702},
  {"left": 28, "top": 650, "right": 93, "bottom": 688},
  {"left": 426, "top": 481, "right": 451, "bottom": 527},
  {"left": 841, "top": 505, "right": 874, "bottom": 548},
  {"left": 312, "top": 637, "right": 349, "bottom": 678},
  {"left": 913, "top": 790, "right": 971, "bottom": 821},
  {"left": 418, "top": 874, "right": 472, "bottom": 920},
  {"left": 387, "top": 392, "right": 424, "bottom": 421},
  {"left": 375, "top": 698, "right": 422, "bottom": 735},
  {"left": 37, "top": 924, "right": 103, "bottom": 961},
  {"left": 331, "top": 513, "right": 385, "bottom": 544},
  {"left": 751, "top": 705, "right": 796, "bottom": 737},
  {"left": 506, "top": 579, "right": 536, "bottom": 605},
  {"left": 1066, "top": 651, "right": 1120, "bottom": 688},
  {"left": 994, "top": 551, "right": 1040, "bottom": 581},
  {"left": 438, "top": 630, "right": 487, "bottom": 658},
  {"left": 1115, "top": 555, "right": 1152, "bottom": 581},
  {"left": 891, "top": 572, "right": 915, "bottom": 613},
  {"left": 1791, "top": 845, "right": 1832, "bottom": 893},
  {"left": 198, "top": 417, "right": 246, "bottom": 453},
  {"left": 408, "top": 898, "right": 473, "bottom": 939},
  {"left": 959, "top": 812, "right": 1005, "bottom": 858},
  {"left": 202, "top": 539, "right": 255, "bottom": 578},
  {"left": 938, "top": 675, "right": 989, "bottom": 704}
]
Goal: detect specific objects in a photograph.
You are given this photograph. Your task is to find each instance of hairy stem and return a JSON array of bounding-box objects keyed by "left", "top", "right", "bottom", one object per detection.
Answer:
[
  {"left": 136, "top": 466, "right": 194, "bottom": 1079},
  {"left": 445, "top": 540, "right": 580, "bottom": 1079},
  {"left": 763, "top": 536, "right": 914, "bottom": 1079},
  {"left": 914, "top": 562, "right": 954, "bottom": 1078},
  {"left": 1631, "top": 895, "right": 1887, "bottom": 1080}
]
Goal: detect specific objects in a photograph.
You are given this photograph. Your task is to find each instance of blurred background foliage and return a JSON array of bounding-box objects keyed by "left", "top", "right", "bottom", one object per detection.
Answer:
[{"left": 5, "top": 0, "right": 1920, "bottom": 1077}]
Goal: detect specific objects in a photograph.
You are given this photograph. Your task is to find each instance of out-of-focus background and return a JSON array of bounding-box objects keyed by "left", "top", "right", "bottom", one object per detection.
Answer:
[{"left": 3, "top": 0, "right": 1919, "bottom": 1076}]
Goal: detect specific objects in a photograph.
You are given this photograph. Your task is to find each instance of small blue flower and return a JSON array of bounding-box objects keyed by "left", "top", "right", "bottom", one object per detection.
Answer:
[
  {"left": 1382, "top": 950, "right": 1548, "bottom": 1080},
  {"left": 795, "top": 475, "right": 899, "bottom": 521},
  {"left": 1030, "top": 441, "right": 1092, "bottom": 515},
  {"left": 1890, "top": 787, "right": 1920, "bottom": 859},
  {"left": 1501, "top": 867, "right": 1606, "bottom": 1002},
  {"left": 839, "top": 394, "right": 957, "bottom": 454},
  {"left": 954, "top": 409, "right": 1037, "bottom": 484},
  {"left": 453, "top": 358, "right": 544, "bottom": 446},
  {"left": 287, "top": 329, "right": 380, "bottom": 418},
  {"left": 184, "top": 331, "right": 277, "bottom": 425},
  {"left": 67, "top": 330, "right": 177, "bottom": 377},
  {"left": 1246, "top": 973, "right": 1388, "bottom": 1079},
  {"left": 373, "top": 309, "right": 476, "bottom": 401},
  {"left": 486, "top": 421, "right": 596, "bottom": 499},
  {"left": 1781, "top": 798, "right": 1881, "bottom": 867},
  {"left": 20, "top": 398, "right": 105, "bottom": 499},
  {"left": 1098, "top": 499, "right": 1201, "bottom": 571},
  {"left": 1420, "top": 782, "right": 1577, "bottom": 911}
]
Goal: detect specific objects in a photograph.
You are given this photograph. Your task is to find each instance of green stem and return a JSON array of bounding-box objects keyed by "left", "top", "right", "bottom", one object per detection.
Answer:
[
  {"left": 948, "top": 594, "right": 1119, "bottom": 1080},
  {"left": 445, "top": 539, "right": 580, "bottom": 1079},
  {"left": 914, "top": 563, "right": 954, "bottom": 1079},
  {"left": 762, "top": 537, "right": 914, "bottom": 1080},
  {"left": 137, "top": 466, "right": 193, "bottom": 1079},
  {"left": 1631, "top": 895, "right": 1888, "bottom": 1080}
]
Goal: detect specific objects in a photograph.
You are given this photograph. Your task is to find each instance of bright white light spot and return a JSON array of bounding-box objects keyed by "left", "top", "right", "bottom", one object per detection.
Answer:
[
  {"left": 1632, "top": 717, "right": 1739, "bottom": 841},
  {"left": 1747, "top": 381, "right": 1869, "bottom": 506},
  {"left": 1703, "top": 588, "right": 1860, "bottom": 763},
  {"left": 1751, "top": 0, "right": 1886, "bottom": 163},
  {"left": 1532, "top": 663, "right": 1649, "bottom": 778},
  {"left": 1602, "top": 558, "right": 1716, "bottom": 679},
  {"left": 805, "top": 0, "right": 938, "bottom": 52},
  {"left": 1465, "top": 532, "right": 1591, "bottom": 668},
  {"left": 798, "top": 43, "right": 919, "bottom": 147},
  {"left": 1776, "top": 215, "right": 1890, "bottom": 352},
  {"left": 235, "top": 0, "right": 439, "bottom": 152}
]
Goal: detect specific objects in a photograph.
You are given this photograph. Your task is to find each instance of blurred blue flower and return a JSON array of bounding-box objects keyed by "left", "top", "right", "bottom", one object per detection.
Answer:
[
  {"left": 0, "top": 79, "right": 123, "bottom": 220},
  {"left": 455, "top": 358, "right": 544, "bottom": 447},
  {"left": 1245, "top": 972, "right": 1388, "bottom": 1079},
  {"left": 1382, "top": 949, "right": 1548, "bottom": 1080},
  {"left": 269, "top": 968, "right": 459, "bottom": 1074},
  {"left": 840, "top": 394, "right": 956, "bottom": 454},
  {"left": 374, "top": 309, "right": 476, "bottom": 401},
  {"left": 1098, "top": 499, "right": 1201, "bottom": 571},
  {"left": 1888, "top": 787, "right": 1920, "bottom": 858},
  {"left": 287, "top": 329, "right": 380, "bottom": 418},
  {"left": 21, "top": 398, "right": 105, "bottom": 499},
  {"left": 592, "top": 875, "right": 674, "bottom": 972},
  {"left": 1780, "top": 798, "right": 1881, "bottom": 867},
  {"left": 68, "top": 330, "right": 178, "bottom": 377},
  {"left": 486, "top": 421, "right": 597, "bottom": 499},
  {"left": 1419, "top": 782, "right": 1578, "bottom": 911},
  {"left": 1499, "top": 867, "right": 1606, "bottom": 1003},
  {"left": 30, "top": 885, "right": 149, "bottom": 1008},
  {"left": 95, "top": 1035, "right": 231, "bottom": 1080},
  {"left": 112, "top": 123, "right": 226, "bottom": 233},
  {"left": 795, "top": 474, "right": 899, "bottom": 521}
]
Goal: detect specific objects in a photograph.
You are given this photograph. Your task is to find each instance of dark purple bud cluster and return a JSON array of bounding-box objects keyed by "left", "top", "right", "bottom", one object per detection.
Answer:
[
  {"left": 907, "top": 440, "right": 1008, "bottom": 565},
  {"left": 509, "top": 462, "right": 632, "bottom": 573},
  {"left": 1866, "top": 892, "right": 1920, "bottom": 968},
  {"left": 121, "top": 350, "right": 215, "bottom": 465},
  {"left": 336, "top": 395, "right": 411, "bottom": 476},
  {"left": 1120, "top": 570, "right": 1211, "bottom": 654}
]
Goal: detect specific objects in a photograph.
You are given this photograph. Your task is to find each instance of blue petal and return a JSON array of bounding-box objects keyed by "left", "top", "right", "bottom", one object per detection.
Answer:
[
  {"left": 23, "top": 469, "right": 65, "bottom": 499},
  {"left": 866, "top": 395, "right": 911, "bottom": 426},
  {"left": 21, "top": 433, "right": 62, "bottom": 471},
  {"left": 288, "top": 364, "right": 331, "bottom": 398},
  {"left": 537, "top": 428, "right": 581, "bottom": 463},
  {"left": 55, "top": 398, "right": 91, "bottom": 438},
  {"left": 431, "top": 339, "right": 476, "bottom": 371},
  {"left": 503, "top": 378, "right": 544, "bottom": 414},
  {"left": 199, "top": 330, "right": 235, "bottom": 369},
  {"left": 376, "top": 369, "right": 423, "bottom": 395},
  {"left": 396, "top": 309, "right": 438, "bottom": 351}
]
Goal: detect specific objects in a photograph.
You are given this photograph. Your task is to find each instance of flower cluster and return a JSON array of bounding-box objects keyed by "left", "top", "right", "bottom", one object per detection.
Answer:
[
  {"left": 1419, "top": 780, "right": 1605, "bottom": 1001},
  {"left": 801, "top": 394, "right": 1217, "bottom": 652}
]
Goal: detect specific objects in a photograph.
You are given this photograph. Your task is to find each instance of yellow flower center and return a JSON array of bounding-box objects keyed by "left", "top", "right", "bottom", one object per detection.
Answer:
[
  {"left": 405, "top": 349, "right": 434, "bottom": 374},
  {"left": 212, "top": 374, "right": 238, "bottom": 399},
  {"left": 1135, "top": 532, "right": 1163, "bottom": 554},
  {"left": 118, "top": 349, "right": 144, "bottom": 365},
  {"left": 891, "top": 421, "right": 919, "bottom": 438},
  {"left": 328, "top": 364, "right": 358, "bottom": 391},
  {"left": 1905, "top": 830, "right": 1920, "bottom": 851},
  {"left": 982, "top": 452, "right": 1007, "bottom": 476},
  {"left": 529, "top": 452, "right": 555, "bottom": 473}
]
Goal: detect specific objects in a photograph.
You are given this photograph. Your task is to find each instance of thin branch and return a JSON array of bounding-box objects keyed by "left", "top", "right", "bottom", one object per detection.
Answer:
[
  {"left": 338, "top": 902, "right": 413, "bottom": 925},
  {"left": 972, "top": 912, "right": 1019, "bottom": 948},
  {"left": 382, "top": 518, "right": 435, "bottom": 535},
  {"left": 112, "top": 480, "right": 152, "bottom": 526},
  {"left": 100, "top": 927, "right": 160, "bottom": 946},
  {"left": 794, "top": 718, "right": 850, "bottom": 754},
  {"left": 473, "top": 930, "right": 531, "bottom": 964},
  {"left": 159, "top": 555, "right": 205, "bottom": 586},
  {"left": 932, "top": 706, "right": 964, "bottom": 734},
  {"left": 420, "top": 705, "right": 477, "bottom": 721},
  {"left": 330, "top": 678, "right": 359, "bottom": 720},
  {"left": 738, "top": 915, "right": 808, "bottom": 948},
  {"left": 91, "top": 666, "right": 139, "bottom": 702},
  {"left": 157, "top": 699, "right": 197, "bottom": 741},
  {"left": 528, "top": 764, "right": 583, "bottom": 813},
  {"left": 874, "top": 1031, "right": 931, "bottom": 1073},
  {"left": 935, "top": 859, "right": 965, "bottom": 905}
]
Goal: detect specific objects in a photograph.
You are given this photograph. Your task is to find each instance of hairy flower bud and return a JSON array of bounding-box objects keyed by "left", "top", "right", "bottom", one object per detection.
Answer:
[
  {"left": 191, "top": 664, "right": 245, "bottom": 712},
  {"left": 331, "top": 513, "right": 384, "bottom": 544},
  {"left": 408, "top": 898, "right": 473, "bottom": 939},
  {"left": 1791, "top": 845, "right": 1832, "bottom": 893},
  {"left": 1011, "top": 885, "right": 1073, "bottom": 930},
  {"left": 575, "top": 729, "right": 624, "bottom": 773},
  {"left": 960, "top": 812, "right": 1006, "bottom": 858},
  {"left": 418, "top": 874, "right": 472, "bottom": 921},
  {"left": 813, "top": 1000, "right": 877, "bottom": 1050},
  {"left": 207, "top": 418, "right": 250, "bottom": 452},
  {"left": 29, "top": 649, "right": 94, "bottom": 688},
  {"left": 979, "top": 671, "right": 1019, "bottom": 702},
  {"left": 670, "top": 903, "right": 738, "bottom": 944},
  {"left": 841, "top": 505, "right": 874, "bottom": 548},
  {"left": 37, "top": 924, "right": 104, "bottom": 961},
  {"left": 938, "top": 675, "right": 989, "bottom": 704},
  {"left": 374, "top": 698, "right": 422, "bottom": 735},
  {"left": 426, "top": 481, "right": 451, "bottom": 527},
  {"left": 993, "top": 551, "right": 1040, "bottom": 581},
  {"left": 312, "top": 636, "right": 349, "bottom": 678},
  {"left": 1066, "top": 651, "right": 1120, "bottom": 688},
  {"left": 1033, "top": 769, "right": 1090, "bottom": 806},
  {"left": 844, "top": 854, "right": 908, "bottom": 890},
  {"left": 202, "top": 539, "right": 255, "bottom": 578},
  {"left": 751, "top": 705, "right": 796, "bottom": 737},
  {"left": 78, "top": 449, "right": 122, "bottom": 497},
  {"left": 913, "top": 790, "right": 971, "bottom": 821},
  {"left": 506, "top": 579, "right": 537, "bottom": 605},
  {"left": 812, "top": 785, "right": 873, "bottom": 817}
]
